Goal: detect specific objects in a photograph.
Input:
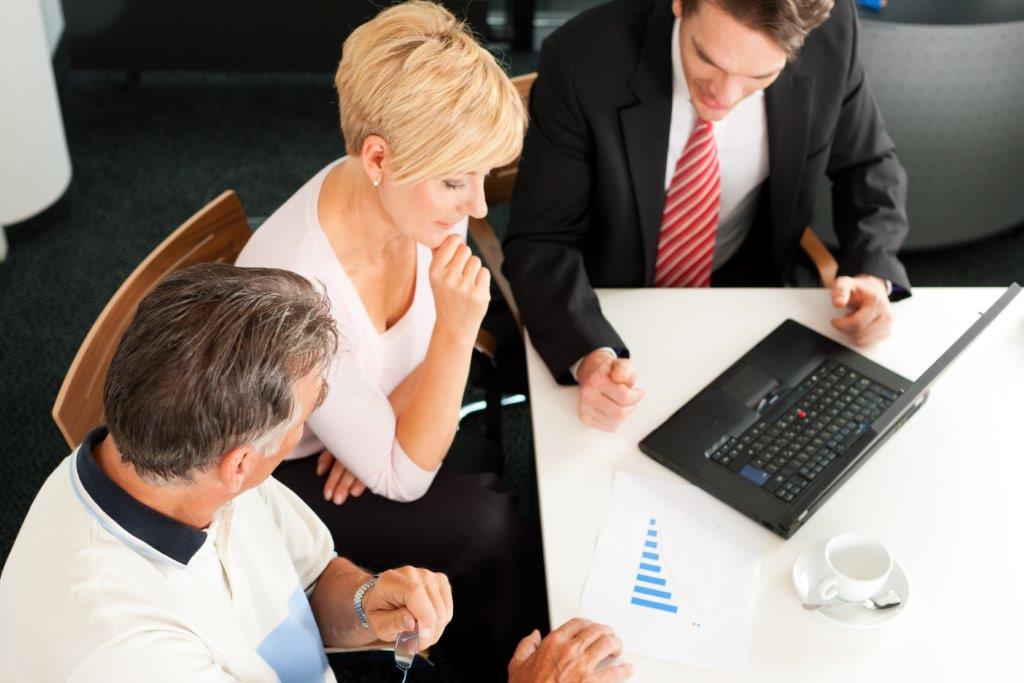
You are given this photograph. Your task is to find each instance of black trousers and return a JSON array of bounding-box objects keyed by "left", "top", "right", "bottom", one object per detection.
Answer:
[
  {"left": 710, "top": 220, "right": 784, "bottom": 288},
  {"left": 274, "top": 456, "right": 547, "bottom": 679}
]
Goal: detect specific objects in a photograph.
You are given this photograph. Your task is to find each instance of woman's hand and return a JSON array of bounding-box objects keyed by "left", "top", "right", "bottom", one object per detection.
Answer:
[
  {"left": 317, "top": 449, "right": 367, "bottom": 505},
  {"left": 429, "top": 234, "right": 490, "bottom": 344}
]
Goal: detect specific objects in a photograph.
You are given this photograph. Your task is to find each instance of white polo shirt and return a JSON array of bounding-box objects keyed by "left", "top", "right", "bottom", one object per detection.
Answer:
[{"left": 0, "top": 427, "right": 339, "bottom": 682}]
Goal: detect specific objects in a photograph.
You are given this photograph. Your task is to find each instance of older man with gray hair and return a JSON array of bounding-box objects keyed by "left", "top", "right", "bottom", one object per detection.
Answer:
[
  {"left": 0, "top": 263, "right": 455, "bottom": 681},
  {"left": 0, "top": 262, "right": 634, "bottom": 682}
]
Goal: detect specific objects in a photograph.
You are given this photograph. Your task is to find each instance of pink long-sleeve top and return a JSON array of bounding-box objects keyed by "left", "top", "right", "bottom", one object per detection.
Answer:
[{"left": 235, "top": 158, "right": 467, "bottom": 502}]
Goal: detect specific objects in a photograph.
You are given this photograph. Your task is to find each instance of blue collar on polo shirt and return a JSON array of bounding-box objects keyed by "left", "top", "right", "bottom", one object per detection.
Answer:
[{"left": 69, "top": 426, "right": 207, "bottom": 569}]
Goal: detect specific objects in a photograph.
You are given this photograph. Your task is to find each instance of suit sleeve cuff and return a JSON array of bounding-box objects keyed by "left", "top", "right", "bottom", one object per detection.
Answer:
[{"left": 569, "top": 347, "right": 618, "bottom": 382}]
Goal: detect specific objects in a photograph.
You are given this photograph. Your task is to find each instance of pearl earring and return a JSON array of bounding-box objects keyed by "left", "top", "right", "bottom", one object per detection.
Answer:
[{"left": 372, "top": 177, "right": 381, "bottom": 188}]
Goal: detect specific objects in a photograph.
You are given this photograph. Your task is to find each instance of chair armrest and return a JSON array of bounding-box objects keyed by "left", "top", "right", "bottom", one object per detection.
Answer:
[
  {"left": 799, "top": 227, "right": 838, "bottom": 289},
  {"left": 468, "top": 216, "right": 522, "bottom": 332},
  {"left": 474, "top": 327, "right": 498, "bottom": 364}
]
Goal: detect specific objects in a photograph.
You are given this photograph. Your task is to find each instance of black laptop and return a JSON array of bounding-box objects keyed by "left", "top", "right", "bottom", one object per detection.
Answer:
[{"left": 639, "top": 284, "right": 1020, "bottom": 539}]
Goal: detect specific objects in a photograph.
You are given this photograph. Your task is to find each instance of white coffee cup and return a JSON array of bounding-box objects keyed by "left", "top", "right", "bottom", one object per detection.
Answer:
[{"left": 815, "top": 532, "right": 893, "bottom": 603}]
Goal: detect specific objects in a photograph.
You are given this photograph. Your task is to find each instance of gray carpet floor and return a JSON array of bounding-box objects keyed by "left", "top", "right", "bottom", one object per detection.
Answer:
[{"left": 0, "top": 52, "right": 1022, "bottom": 681}]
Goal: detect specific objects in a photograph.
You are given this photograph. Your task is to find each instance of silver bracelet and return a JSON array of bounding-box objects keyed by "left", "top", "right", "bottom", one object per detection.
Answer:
[{"left": 353, "top": 574, "right": 379, "bottom": 629}]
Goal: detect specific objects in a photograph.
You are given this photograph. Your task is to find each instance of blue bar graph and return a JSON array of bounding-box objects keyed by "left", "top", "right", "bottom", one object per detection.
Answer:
[
  {"left": 634, "top": 585, "right": 672, "bottom": 599},
  {"left": 629, "top": 518, "right": 679, "bottom": 614},
  {"left": 635, "top": 573, "right": 667, "bottom": 586},
  {"left": 631, "top": 597, "right": 678, "bottom": 613}
]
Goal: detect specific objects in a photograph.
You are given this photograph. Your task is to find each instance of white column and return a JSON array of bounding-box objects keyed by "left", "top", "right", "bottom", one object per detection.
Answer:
[
  {"left": 39, "top": 0, "right": 66, "bottom": 54},
  {"left": 0, "top": 0, "right": 73, "bottom": 261}
]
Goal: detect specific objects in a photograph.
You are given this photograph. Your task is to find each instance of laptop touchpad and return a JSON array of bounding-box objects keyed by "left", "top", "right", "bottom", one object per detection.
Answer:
[
  {"left": 641, "top": 389, "right": 758, "bottom": 468},
  {"left": 719, "top": 365, "right": 779, "bottom": 409}
]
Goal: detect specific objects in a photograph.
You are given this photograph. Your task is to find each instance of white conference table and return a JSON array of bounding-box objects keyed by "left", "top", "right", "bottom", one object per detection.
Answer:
[{"left": 525, "top": 287, "right": 1024, "bottom": 682}]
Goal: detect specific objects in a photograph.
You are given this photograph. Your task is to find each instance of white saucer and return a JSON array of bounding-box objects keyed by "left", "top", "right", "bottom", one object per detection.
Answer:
[{"left": 792, "top": 540, "right": 910, "bottom": 629}]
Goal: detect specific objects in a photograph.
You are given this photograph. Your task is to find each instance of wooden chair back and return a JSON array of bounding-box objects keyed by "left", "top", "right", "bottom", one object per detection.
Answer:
[
  {"left": 52, "top": 191, "right": 251, "bottom": 448},
  {"left": 799, "top": 228, "right": 838, "bottom": 289},
  {"left": 483, "top": 73, "right": 538, "bottom": 205},
  {"left": 467, "top": 73, "right": 537, "bottom": 327}
]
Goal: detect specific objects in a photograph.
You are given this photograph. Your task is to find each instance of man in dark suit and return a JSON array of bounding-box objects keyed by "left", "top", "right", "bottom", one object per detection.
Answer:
[{"left": 503, "top": 0, "right": 911, "bottom": 431}]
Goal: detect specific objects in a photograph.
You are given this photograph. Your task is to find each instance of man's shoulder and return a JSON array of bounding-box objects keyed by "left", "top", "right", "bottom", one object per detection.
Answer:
[
  {"left": 797, "top": 0, "right": 857, "bottom": 70},
  {"left": 241, "top": 476, "right": 319, "bottom": 541},
  {"left": 2, "top": 456, "right": 82, "bottom": 569},
  {"left": 545, "top": 0, "right": 662, "bottom": 60},
  {"left": 826, "top": 0, "right": 857, "bottom": 31},
  {"left": 0, "top": 457, "right": 133, "bottom": 679},
  {"left": 1, "top": 453, "right": 204, "bottom": 611}
]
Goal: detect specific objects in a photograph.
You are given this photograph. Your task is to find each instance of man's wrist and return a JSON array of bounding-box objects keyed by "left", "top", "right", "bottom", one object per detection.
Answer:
[
  {"left": 353, "top": 573, "right": 379, "bottom": 629},
  {"left": 571, "top": 347, "right": 617, "bottom": 383},
  {"left": 847, "top": 274, "right": 893, "bottom": 299},
  {"left": 865, "top": 275, "right": 891, "bottom": 296}
]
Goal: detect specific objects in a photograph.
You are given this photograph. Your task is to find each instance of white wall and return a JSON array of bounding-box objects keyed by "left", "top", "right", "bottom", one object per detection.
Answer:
[{"left": 39, "top": 0, "right": 65, "bottom": 55}]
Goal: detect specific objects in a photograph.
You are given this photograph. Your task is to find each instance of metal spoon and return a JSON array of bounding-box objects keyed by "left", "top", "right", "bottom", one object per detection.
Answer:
[{"left": 802, "top": 590, "right": 902, "bottom": 612}]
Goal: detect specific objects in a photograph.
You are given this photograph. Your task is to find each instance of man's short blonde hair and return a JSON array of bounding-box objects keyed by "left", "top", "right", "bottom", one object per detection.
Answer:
[{"left": 335, "top": 1, "right": 527, "bottom": 184}]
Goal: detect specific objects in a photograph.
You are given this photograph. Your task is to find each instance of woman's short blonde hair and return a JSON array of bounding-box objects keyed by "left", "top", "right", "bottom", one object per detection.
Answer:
[{"left": 335, "top": 1, "right": 527, "bottom": 184}]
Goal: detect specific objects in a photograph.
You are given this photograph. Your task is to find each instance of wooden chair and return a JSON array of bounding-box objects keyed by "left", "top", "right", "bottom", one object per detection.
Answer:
[
  {"left": 799, "top": 226, "right": 838, "bottom": 289},
  {"left": 466, "top": 73, "right": 538, "bottom": 329},
  {"left": 457, "top": 75, "right": 541, "bottom": 448},
  {"left": 52, "top": 191, "right": 252, "bottom": 448},
  {"left": 466, "top": 72, "right": 840, "bottom": 329}
]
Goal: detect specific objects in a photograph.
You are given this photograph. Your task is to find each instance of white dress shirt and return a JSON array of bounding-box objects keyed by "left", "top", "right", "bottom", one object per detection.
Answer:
[{"left": 667, "top": 16, "right": 770, "bottom": 271}]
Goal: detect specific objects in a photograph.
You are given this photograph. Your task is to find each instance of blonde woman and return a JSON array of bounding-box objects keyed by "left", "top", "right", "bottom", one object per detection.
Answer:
[{"left": 235, "top": 1, "right": 542, "bottom": 676}]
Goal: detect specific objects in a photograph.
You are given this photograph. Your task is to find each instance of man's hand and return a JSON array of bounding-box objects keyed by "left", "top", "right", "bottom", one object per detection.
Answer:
[
  {"left": 316, "top": 450, "right": 366, "bottom": 505},
  {"left": 363, "top": 566, "right": 453, "bottom": 651},
  {"left": 576, "top": 351, "right": 645, "bottom": 432},
  {"left": 508, "top": 619, "right": 634, "bottom": 682},
  {"left": 830, "top": 275, "right": 893, "bottom": 346}
]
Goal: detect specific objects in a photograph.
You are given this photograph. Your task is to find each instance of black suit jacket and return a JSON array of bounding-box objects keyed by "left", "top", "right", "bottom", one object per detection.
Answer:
[{"left": 503, "top": 0, "right": 911, "bottom": 384}]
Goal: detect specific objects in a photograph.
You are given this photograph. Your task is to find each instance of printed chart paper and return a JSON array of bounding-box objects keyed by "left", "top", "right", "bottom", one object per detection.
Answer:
[{"left": 579, "top": 471, "right": 765, "bottom": 676}]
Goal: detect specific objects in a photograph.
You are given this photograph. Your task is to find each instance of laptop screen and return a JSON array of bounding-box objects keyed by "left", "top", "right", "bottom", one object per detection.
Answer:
[{"left": 872, "top": 283, "right": 1021, "bottom": 430}]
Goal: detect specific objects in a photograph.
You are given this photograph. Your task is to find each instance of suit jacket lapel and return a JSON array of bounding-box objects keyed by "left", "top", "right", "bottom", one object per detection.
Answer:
[
  {"left": 620, "top": 0, "right": 675, "bottom": 285},
  {"left": 765, "top": 70, "right": 814, "bottom": 273}
]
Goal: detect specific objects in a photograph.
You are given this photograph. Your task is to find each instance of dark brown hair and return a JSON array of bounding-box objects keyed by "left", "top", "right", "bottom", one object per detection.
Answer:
[
  {"left": 103, "top": 262, "right": 338, "bottom": 482},
  {"left": 680, "top": 0, "right": 835, "bottom": 60}
]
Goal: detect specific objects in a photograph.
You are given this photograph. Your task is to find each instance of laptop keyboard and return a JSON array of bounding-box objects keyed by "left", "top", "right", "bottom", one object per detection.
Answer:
[{"left": 707, "top": 359, "right": 899, "bottom": 504}]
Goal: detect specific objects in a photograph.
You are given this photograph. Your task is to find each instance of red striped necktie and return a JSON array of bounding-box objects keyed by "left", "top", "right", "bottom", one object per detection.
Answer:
[{"left": 654, "top": 119, "right": 721, "bottom": 288}]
